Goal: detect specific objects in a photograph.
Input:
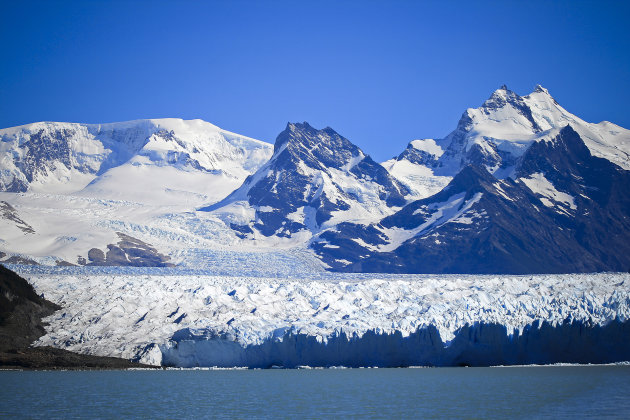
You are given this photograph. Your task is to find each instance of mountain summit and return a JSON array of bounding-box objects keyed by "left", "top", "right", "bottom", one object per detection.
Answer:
[
  {"left": 201, "top": 122, "right": 408, "bottom": 239},
  {"left": 384, "top": 85, "right": 630, "bottom": 201},
  {"left": 0, "top": 118, "right": 272, "bottom": 204}
]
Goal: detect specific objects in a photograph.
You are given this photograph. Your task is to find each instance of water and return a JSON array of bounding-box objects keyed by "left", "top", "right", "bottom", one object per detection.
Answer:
[{"left": 1, "top": 366, "right": 629, "bottom": 419}]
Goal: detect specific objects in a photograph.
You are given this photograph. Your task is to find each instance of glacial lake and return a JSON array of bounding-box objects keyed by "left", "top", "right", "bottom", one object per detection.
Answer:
[{"left": 1, "top": 365, "right": 629, "bottom": 419}]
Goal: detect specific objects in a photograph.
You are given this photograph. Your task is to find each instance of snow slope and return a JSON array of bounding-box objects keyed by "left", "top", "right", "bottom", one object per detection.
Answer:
[
  {"left": 0, "top": 191, "right": 328, "bottom": 270},
  {"left": 15, "top": 267, "right": 630, "bottom": 367},
  {"left": 0, "top": 118, "right": 273, "bottom": 204},
  {"left": 381, "top": 140, "right": 451, "bottom": 200},
  {"left": 0, "top": 119, "right": 276, "bottom": 265},
  {"left": 81, "top": 119, "right": 272, "bottom": 205}
]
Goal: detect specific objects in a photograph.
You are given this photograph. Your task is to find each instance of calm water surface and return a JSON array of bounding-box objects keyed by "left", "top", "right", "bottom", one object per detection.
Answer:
[{"left": 1, "top": 366, "right": 629, "bottom": 419}]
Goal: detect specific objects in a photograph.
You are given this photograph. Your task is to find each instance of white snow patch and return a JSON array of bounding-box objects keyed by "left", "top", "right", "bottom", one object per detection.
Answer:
[
  {"left": 409, "top": 139, "right": 444, "bottom": 157},
  {"left": 519, "top": 173, "right": 577, "bottom": 213},
  {"left": 379, "top": 192, "right": 483, "bottom": 252},
  {"left": 382, "top": 158, "right": 452, "bottom": 201}
]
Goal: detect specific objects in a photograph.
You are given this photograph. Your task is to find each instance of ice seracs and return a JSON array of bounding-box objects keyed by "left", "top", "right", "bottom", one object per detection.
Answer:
[{"left": 18, "top": 267, "right": 630, "bottom": 367}]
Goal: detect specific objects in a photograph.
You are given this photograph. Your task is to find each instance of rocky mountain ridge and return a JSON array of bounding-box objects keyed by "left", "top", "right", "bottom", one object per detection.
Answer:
[{"left": 200, "top": 122, "right": 408, "bottom": 239}]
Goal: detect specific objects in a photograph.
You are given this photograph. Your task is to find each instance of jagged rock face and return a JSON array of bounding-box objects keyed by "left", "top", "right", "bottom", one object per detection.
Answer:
[
  {"left": 316, "top": 126, "right": 630, "bottom": 273},
  {"left": 1, "top": 125, "right": 104, "bottom": 192},
  {"left": 395, "top": 141, "right": 441, "bottom": 167},
  {"left": 0, "top": 201, "right": 34, "bottom": 234},
  {"left": 204, "top": 122, "right": 408, "bottom": 238},
  {"left": 20, "top": 128, "right": 74, "bottom": 183},
  {"left": 0, "top": 265, "right": 60, "bottom": 351}
]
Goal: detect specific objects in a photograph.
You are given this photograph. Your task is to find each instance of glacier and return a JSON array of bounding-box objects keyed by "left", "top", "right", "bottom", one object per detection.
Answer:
[{"left": 11, "top": 265, "right": 630, "bottom": 368}]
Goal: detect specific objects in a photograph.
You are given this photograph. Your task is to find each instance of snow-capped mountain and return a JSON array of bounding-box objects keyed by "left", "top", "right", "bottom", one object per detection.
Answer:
[
  {"left": 0, "top": 118, "right": 273, "bottom": 204},
  {"left": 317, "top": 125, "right": 630, "bottom": 273},
  {"left": 0, "top": 119, "right": 274, "bottom": 267},
  {"left": 306, "top": 85, "right": 630, "bottom": 273},
  {"left": 383, "top": 85, "right": 630, "bottom": 200},
  {"left": 200, "top": 122, "right": 408, "bottom": 242},
  {"left": 1, "top": 85, "right": 629, "bottom": 273}
]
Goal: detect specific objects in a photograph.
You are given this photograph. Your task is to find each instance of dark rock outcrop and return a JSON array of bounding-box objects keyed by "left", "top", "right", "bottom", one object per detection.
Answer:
[
  {"left": 0, "top": 201, "right": 34, "bottom": 234},
  {"left": 82, "top": 232, "right": 174, "bottom": 267}
]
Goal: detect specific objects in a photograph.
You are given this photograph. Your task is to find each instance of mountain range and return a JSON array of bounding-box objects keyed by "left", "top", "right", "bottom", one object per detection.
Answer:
[{"left": 1, "top": 86, "right": 629, "bottom": 273}]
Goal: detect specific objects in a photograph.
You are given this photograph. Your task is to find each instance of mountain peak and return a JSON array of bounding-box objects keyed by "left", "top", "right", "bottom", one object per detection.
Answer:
[
  {"left": 204, "top": 121, "right": 408, "bottom": 238},
  {"left": 533, "top": 84, "right": 549, "bottom": 94},
  {"left": 275, "top": 121, "right": 346, "bottom": 156},
  {"left": 490, "top": 84, "right": 511, "bottom": 98},
  {"left": 483, "top": 85, "right": 523, "bottom": 111},
  {"left": 286, "top": 121, "right": 313, "bottom": 131}
]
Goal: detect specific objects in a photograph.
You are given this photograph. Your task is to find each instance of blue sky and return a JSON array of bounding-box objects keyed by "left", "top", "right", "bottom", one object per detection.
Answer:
[{"left": 1, "top": 0, "right": 629, "bottom": 161}]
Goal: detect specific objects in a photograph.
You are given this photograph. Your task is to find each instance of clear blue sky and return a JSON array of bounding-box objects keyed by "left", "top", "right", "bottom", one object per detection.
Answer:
[{"left": 1, "top": 0, "right": 629, "bottom": 161}]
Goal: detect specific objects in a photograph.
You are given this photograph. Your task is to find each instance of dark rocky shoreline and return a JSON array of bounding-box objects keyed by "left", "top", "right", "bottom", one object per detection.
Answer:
[
  {"left": 0, "top": 264, "right": 156, "bottom": 370},
  {"left": 0, "top": 346, "right": 157, "bottom": 370}
]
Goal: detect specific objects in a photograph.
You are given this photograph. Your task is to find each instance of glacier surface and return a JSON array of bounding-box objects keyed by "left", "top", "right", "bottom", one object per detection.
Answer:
[{"left": 12, "top": 266, "right": 630, "bottom": 367}]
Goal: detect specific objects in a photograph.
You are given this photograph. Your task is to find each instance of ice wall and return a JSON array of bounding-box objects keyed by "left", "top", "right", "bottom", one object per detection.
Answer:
[{"left": 161, "top": 319, "right": 630, "bottom": 368}]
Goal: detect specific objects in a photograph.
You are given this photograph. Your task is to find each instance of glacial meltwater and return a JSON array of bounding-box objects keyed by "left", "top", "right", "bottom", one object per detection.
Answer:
[{"left": 2, "top": 366, "right": 630, "bottom": 419}]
